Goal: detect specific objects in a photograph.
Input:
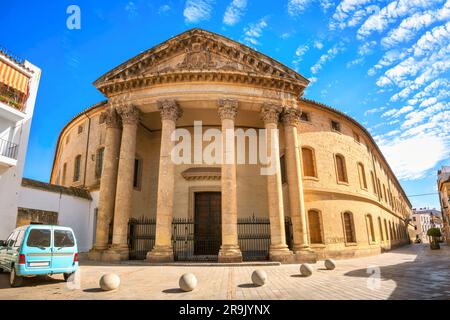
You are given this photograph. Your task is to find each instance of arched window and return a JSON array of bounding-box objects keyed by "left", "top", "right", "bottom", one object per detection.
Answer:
[
  {"left": 389, "top": 221, "right": 393, "bottom": 240},
  {"left": 335, "top": 154, "right": 348, "bottom": 183},
  {"left": 358, "top": 163, "right": 367, "bottom": 189},
  {"left": 366, "top": 214, "right": 375, "bottom": 242},
  {"left": 302, "top": 147, "right": 317, "bottom": 178},
  {"left": 343, "top": 211, "right": 355, "bottom": 243},
  {"left": 308, "top": 210, "right": 323, "bottom": 244},
  {"left": 95, "top": 147, "right": 105, "bottom": 179},
  {"left": 384, "top": 219, "right": 389, "bottom": 240},
  {"left": 62, "top": 162, "right": 67, "bottom": 185},
  {"left": 73, "top": 155, "right": 81, "bottom": 182},
  {"left": 378, "top": 217, "right": 384, "bottom": 241},
  {"left": 370, "top": 171, "right": 377, "bottom": 195}
]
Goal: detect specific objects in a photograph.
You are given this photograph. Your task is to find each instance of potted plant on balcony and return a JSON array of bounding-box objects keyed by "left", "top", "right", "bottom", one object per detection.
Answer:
[{"left": 426, "top": 228, "right": 441, "bottom": 250}]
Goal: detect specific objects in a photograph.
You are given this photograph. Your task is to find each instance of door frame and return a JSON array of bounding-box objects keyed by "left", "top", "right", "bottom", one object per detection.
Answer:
[{"left": 188, "top": 186, "right": 221, "bottom": 220}]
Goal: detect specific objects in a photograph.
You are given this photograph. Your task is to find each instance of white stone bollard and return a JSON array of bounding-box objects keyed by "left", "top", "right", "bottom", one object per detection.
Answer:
[
  {"left": 324, "top": 259, "right": 336, "bottom": 270},
  {"left": 300, "top": 263, "right": 313, "bottom": 277},
  {"left": 179, "top": 273, "right": 197, "bottom": 292},
  {"left": 251, "top": 270, "right": 267, "bottom": 286},
  {"left": 99, "top": 273, "right": 120, "bottom": 291}
]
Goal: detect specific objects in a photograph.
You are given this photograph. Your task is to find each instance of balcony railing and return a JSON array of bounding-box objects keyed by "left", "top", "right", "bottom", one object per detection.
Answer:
[
  {"left": 0, "top": 137, "right": 18, "bottom": 160},
  {"left": 0, "top": 83, "right": 27, "bottom": 111}
]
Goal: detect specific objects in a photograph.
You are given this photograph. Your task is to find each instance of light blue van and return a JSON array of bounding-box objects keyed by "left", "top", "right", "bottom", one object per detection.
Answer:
[{"left": 0, "top": 224, "right": 79, "bottom": 287}]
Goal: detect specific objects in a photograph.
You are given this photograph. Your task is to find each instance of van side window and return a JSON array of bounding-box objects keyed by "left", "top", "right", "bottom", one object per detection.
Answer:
[
  {"left": 54, "top": 230, "right": 75, "bottom": 247},
  {"left": 27, "top": 229, "right": 51, "bottom": 247}
]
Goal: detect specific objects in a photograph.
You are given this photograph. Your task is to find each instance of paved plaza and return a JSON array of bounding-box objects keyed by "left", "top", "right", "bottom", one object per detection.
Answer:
[{"left": 0, "top": 244, "right": 449, "bottom": 300}]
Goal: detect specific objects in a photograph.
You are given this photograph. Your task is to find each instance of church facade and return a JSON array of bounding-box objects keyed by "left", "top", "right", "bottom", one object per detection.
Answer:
[{"left": 50, "top": 29, "right": 413, "bottom": 262}]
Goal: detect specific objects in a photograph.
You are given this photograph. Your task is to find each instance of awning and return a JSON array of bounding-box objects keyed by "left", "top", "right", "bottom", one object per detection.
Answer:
[{"left": 0, "top": 60, "right": 29, "bottom": 94}]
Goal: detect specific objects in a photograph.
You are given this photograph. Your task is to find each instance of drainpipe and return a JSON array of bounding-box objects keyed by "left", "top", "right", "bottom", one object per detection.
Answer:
[{"left": 83, "top": 113, "right": 91, "bottom": 187}]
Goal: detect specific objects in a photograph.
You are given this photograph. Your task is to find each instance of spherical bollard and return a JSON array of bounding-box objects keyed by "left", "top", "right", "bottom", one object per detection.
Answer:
[
  {"left": 300, "top": 263, "right": 313, "bottom": 277},
  {"left": 179, "top": 273, "right": 197, "bottom": 292},
  {"left": 251, "top": 270, "right": 267, "bottom": 286},
  {"left": 324, "top": 259, "right": 336, "bottom": 270},
  {"left": 99, "top": 273, "right": 120, "bottom": 291}
]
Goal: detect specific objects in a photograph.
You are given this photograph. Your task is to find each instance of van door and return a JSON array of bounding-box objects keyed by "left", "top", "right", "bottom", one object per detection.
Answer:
[
  {"left": 25, "top": 228, "right": 52, "bottom": 270},
  {"left": 51, "top": 228, "right": 76, "bottom": 271}
]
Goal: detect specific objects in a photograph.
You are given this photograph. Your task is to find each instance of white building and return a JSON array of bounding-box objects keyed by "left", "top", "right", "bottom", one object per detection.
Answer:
[
  {"left": 411, "top": 208, "right": 442, "bottom": 243},
  {"left": 0, "top": 47, "right": 40, "bottom": 239}
]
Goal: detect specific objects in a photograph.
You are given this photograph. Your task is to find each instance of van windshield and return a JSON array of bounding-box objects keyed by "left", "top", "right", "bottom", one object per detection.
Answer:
[
  {"left": 27, "top": 229, "right": 51, "bottom": 247},
  {"left": 54, "top": 230, "right": 75, "bottom": 247}
]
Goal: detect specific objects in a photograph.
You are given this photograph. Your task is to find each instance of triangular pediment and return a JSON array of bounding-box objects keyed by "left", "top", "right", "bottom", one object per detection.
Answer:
[{"left": 93, "top": 29, "right": 309, "bottom": 94}]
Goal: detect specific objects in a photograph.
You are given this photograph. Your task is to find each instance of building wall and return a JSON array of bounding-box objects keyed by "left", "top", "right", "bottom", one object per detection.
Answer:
[
  {"left": 0, "top": 60, "right": 41, "bottom": 239},
  {"left": 18, "top": 185, "right": 98, "bottom": 252},
  {"left": 50, "top": 98, "right": 412, "bottom": 258}
]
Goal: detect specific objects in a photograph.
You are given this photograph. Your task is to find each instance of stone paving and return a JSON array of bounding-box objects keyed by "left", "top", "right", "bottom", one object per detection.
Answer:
[{"left": 0, "top": 244, "right": 449, "bottom": 300}]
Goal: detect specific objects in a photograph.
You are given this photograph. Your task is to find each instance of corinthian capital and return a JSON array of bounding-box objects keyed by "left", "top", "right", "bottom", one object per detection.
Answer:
[
  {"left": 116, "top": 104, "right": 140, "bottom": 125},
  {"left": 260, "top": 103, "right": 283, "bottom": 125},
  {"left": 104, "top": 107, "right": 122, "bottom": 129},
  {"left": 217, "top": 99, "right": 238, "bottom": 121},
  {"left": 157, "top": 100, "right": 183, "bottom": 121},
  {"left": 281, "top": 107, "right": 302, "bottom": 127}
]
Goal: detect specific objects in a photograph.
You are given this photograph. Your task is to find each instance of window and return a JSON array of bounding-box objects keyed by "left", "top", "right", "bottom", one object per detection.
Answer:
[
  {"left": 370, "top": 171, "right": 377, "bottom": 195},
  {"left": 62, "top": 163, "right": 67, "bottom": 185},
  {"left": 353, "top": 131, "right": 360, "bottom": 143},
  {"left": 335, "top": 154, "right": 348, "bottom": 183},
  {"left": 378, "top": 217, "right": 384, "bottom": 241},
  {"left": 54, "top": 230, "right": 75, "bottom": 247},
  {"left": 73, "top": 155, "right": 81, "bottom": 182},
  {"left": 95, "top": 147, "right": 105, "bottom": 179},
  {"left": 367, "top": 214, "right": 375, "bottom": 242},
  {"left": 302, "top": 147, "right": 317, "bottom": 178},
  {"left": 280, "top": 154, "right": 287, "bottom": 184},
  {"left": 308, "top": 210, "right": 323, "bottom": 244},
  {"left": 78, "top": 124, "right": 83, "bottom": 134},
  {"left": 343, "top": 212, "right": 356, "bottom": 243},
  {"left": 26, "top": 229, "right": 51, "bottom": 247},
  {"left": 377, "top": 179, "right": 382, "bottom": 199},
  {"left": 133, "top": 158, "right": 142, "bottom": 189},
  {"left": 357, "top": 163, "right": 367, "bottom": 189},
  {"left": 384, "top": 219, "right": 389, "bottom": 240},
  {"left": 413, "top": 217, "right": 416, "bottom": 222},
  {"left": 65, "top": 134, "right": 70, "bottom": 145},
  {"left": 331, "top": 120, "right": 341, "bottom": 132},
  {"left": 383, "top": 185, "right": 387, "bottom": 202},
  {"left": 389, "top": 221, "right": 393, "bottom": 240},
  {"left": 300, "top": 112, "right": 310, "bottom": 122}
]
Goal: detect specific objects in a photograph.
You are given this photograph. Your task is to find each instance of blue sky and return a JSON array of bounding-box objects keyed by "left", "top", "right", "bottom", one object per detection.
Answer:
[{"left": 1, "top": 0, "right": 449, "bottom": 209}]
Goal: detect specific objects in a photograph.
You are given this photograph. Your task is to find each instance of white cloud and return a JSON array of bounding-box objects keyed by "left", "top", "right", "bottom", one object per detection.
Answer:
[
  {"left": 243, "top": 17, "right": 268, "bottom": 46},
  {"left": 329, "top": 0, "right": 376, "bottom": 30},
  {"left": 380, "top": 135, "right": 448, "bottom": 180},
  {"left": 288, "top": 0, "right": 312, "bottom": 16},
  {"left": 381, "top": 1, "right": 450, "bottom": 49},
  {"left": 319, "top": 0, "right": 335, "bottom": 12},
  {"left": 381, "top": 105, "right": 413, "bottom": 118},
  {"left": 358, "top": 40, "right": 377, "bottom": 56},
  {"left": 125, "top": 1, "right": 138, "bottom": 17},
  {"left": 293, "top": 44, "right": 309, "bottom": 70},
  {"left": 158, "top": 4, "right": 171, "bottom": 14},
  {"left": 364, "top": 106, "right": 386, "bottom": 116},
  {"left": 184, "top": 0, "right": 214, "bottom": 23},
  {"left": 310, "top": 42, "right": 346, "bottom": 74},
  {"left": 357, "top": 0, "right": 442, "bottom": 40},
  {"left": 223, "top": 0, "right": 247, "bottom": 26},
  {"left": 314, "top": 40, "right": 324, "bottom": 49}
]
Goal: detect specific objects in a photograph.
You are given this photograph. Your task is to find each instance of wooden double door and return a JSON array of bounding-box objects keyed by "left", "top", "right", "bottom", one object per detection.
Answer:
[{"left": 194, "top": 192, "right": 222, "bottom": 256}]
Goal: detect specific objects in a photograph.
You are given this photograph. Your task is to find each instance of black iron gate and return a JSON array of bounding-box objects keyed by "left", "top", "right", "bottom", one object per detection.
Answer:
[{"left": 128, "top": 216, "right": 293, "bottom": 261}]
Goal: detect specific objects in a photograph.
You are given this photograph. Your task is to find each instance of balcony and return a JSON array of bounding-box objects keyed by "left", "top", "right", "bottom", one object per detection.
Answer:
[{"left": 0, "top": 137, "right": 18, "bottom": 167}]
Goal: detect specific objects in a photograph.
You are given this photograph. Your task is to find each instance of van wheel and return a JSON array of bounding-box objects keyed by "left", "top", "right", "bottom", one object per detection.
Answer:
[
  {"left": 10, "top": 267, "right": 23, "bottom": 287},
  {"left": 63, "top": 273, "right": 74, "bottom": 282}
]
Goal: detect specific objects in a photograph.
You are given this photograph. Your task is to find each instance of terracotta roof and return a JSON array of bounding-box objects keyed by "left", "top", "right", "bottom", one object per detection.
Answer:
[{"left": 22, "top": 178, "right": 92, "bottom": 200}]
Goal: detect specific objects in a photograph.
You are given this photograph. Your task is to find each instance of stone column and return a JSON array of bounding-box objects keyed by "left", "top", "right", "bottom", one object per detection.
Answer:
[
  {"left": 147, "top": 100, "right": 182, "bottom": 262},
  {"left": 88, "top": 107, "right": 122, "bottom": 261},
  {"left": 282, "top": 107, "right": 316, "bottom": 263},
  {"left": 261, "top": 103, "right": 293, "bottom": 262},
  {"left": 103, "top": 103, "right": 140, "bottom": 261},
  {"left": 217, "top": 99, "right": 243, "bottom": 263}
]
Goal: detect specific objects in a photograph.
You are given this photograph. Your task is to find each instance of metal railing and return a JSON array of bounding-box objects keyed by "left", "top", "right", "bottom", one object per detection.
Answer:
[
  {"left": 127, "top": 216, "right": 294, "bottom": 261},
  {"left": 0, "top": 45, "right": 25, "bottom": 65},
  {"left": 0, "top": 137, "right": 18, "bottom": 160}
]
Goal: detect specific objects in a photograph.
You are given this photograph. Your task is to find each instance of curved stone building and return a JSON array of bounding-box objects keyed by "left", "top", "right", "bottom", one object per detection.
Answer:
[{"left": 50, "top": 29, "right": 412, "bottom": 262}]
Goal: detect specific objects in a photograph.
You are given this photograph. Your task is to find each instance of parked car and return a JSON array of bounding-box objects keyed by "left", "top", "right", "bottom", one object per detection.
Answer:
[{"left": 0, "top": 225, "right": 78, "bottom": 287}]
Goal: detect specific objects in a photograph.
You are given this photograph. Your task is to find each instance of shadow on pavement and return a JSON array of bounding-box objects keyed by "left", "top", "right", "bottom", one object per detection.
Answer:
[
  {"left": 162, "top": 288, "right": 185, "bottom": 294},
  {"left": 0, "top": 273, "right": 65, "bottom": 289}
]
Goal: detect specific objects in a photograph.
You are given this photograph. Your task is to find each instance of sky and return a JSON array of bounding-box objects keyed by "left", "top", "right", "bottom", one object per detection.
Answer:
[{"left": 1, "top": 0, "right": 449, "bottom": 209}]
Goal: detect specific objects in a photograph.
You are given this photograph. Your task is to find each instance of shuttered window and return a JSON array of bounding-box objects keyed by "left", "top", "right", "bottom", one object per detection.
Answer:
[
  {"left": 95, "top": 147, "right": 105, "bottom": 179},
  {"left": 343, "top": 212, "right": 355, "bottom": 243},
  {"left": 302, "top": 147, "right": 317, "bottom": 178},
  {"left": 308, "top": 210, "right": 323, "bottom": 244},
  {"left": 335, "top": 154, "right": 348, "bottom": 183}
]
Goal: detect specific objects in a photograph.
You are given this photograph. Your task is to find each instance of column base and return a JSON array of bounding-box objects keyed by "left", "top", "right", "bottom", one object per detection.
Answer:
[
  {"left": 293, "top": 248, "right": 317, "bottom": 263},
  {"left": 269, "top": 244, "right": 294, "bottom": 263},
  {"left": 218, "top": 245, "right": 243, "bottom": 263},
  {"left": 87, "top": 247, "right": 107, "bottom": 261},
  {"left": 101, "top": 245, "right": 129, "bottom": 262},
  {"left": 146, "top": 245, "right": 174, "bottom": 263}
]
